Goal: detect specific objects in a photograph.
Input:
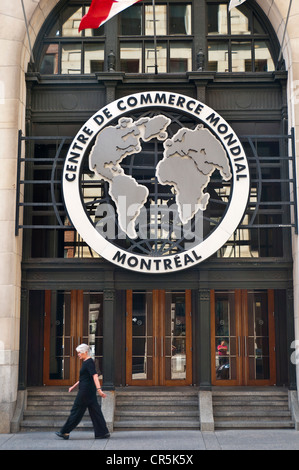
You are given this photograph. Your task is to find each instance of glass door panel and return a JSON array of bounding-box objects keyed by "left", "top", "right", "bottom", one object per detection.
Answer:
[
  {"left": 82, "top": 292, "right": 104, "bottom": 376},
  {"left": 50, "top": 291, "right": 71, "bottom": 381},
  {"left": 132, "top": 292, "right": 153, "bottom": 380},
  {"left": 164, "top": 291, "right": 192, "bottom": 384},
  {"left": 132, "top": 292, "right": 153, "bottom": 382},
  {"left": 212, "top": 291, "right": 239, "bottom": 384},
  {"left": 43, "top": 290, "right": 104, "bottom": 386},
  {"left": 245, "top": 290, "right": 275, "bottom": 385},
  {"left": 126, "top": 291, "right": 154, "bottom": 385},
  {"left": 211, "top": 289, "right": 276, "bottom": 386},
  {"left": 126, "top": 290, "right": 192, "bottom": 386},
  {"left": 43, "top": 290, "right": 76, "bottom": 385}
]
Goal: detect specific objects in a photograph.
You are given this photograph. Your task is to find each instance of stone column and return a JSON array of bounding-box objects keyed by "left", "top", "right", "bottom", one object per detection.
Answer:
[
  {"left": 198, "top": 290, "right": 211, "bottom": 390},
  {"left": 0, "top": 0, "right": 29, "bottom": 433},
  {"left": 0, "top": 0, "right": 59, "bottom": 433},
  {"left": 102, "top": 289, "right": 115, "bottom": 390}
]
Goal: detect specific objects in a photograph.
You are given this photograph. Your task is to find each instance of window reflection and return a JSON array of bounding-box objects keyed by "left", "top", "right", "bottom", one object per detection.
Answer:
[
  {"left": 208, "top": 40, "right": 274, "bottom": 73},
  {"left": 62, "top": 7, "right": 82, "bottom": 37},
  {"left": 120, "top": 41, "right": 191, "bottom": 73},
  {"left": 61, "top": 44, "right": 81, "bottom": 74},
  {"left": 38, "top": 1, "right": 276, "bottom": 76},
  {"left": 145, "top": 42, "right": 167, "bottom": 73},
  {"left": 170, "top": 42, "right": 192, "bottom": 72},
  {"left": 169, "top": 4, "right": 191, "bottom": 35},
  {"left": 215, "top": 292, "right": 237, "bottom": 381},
  {"left": 145, "top": 5, "right": 167, "bottom": 35},
  {"left": 207, "top": 3, "right": 275, "bottom": 73},
  {"left": 84, "top": 44, "right": 104, "bottom": 73},
  {"left": 82, "top": 292, "right": 104, "bottom": 375},
  {"left": 208, "top": 42, "right": 229, "bottom": 72},
  {"left": 131, "top": 292, "right": 152, "bottom": 381},
  {"left": 120, "top": 42, "right": 142, "bottom": 73},
  {"left": 167, "top": 292, "right": 187, "bottom": 381},
  {"left": 208, "top": 4, "right": 228, "bottom": 35},
  {"left": 121, "top": 4, "right": 142, "bottom": 35},
  {"left": 49, "top": 291, "right": 71, "bottom": 380},
  {"left": 40, "top": 44, "right": 58, "bottom": 74},
  {"left": 232, "top": 41, "right": 252, "bottom": 72},
  {"left": 255, "top": 41, "right": 274, "bottom": 71},
  {"left": 230, "top": 7, "right": 251, "bottom": 35}
]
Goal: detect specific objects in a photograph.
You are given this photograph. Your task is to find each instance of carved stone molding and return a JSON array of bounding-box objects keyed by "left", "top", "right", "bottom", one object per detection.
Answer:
[
  {"left": 103, "top": 289, "right": 115, "bottom": 301},
  {"left": 199, "top": 290, "right": 210, "bottom": 302}
]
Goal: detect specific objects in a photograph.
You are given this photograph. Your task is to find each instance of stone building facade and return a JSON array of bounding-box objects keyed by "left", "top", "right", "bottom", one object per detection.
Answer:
[{"left": 0, "top": 0, "right": 299, "bottom": 433}]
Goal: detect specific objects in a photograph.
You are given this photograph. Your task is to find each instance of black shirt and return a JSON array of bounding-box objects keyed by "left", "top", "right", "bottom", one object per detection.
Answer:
[{"left": 78, "top": 358, "right": 97, "bottom": 402}]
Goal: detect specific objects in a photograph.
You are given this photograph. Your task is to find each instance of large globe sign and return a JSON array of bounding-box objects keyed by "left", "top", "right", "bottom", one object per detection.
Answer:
[{"left": 62, "top": 92, "right": 250, "bottom": 273}]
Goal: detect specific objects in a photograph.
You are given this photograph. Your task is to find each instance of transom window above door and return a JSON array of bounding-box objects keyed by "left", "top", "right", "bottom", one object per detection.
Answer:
[
  {"left": 207, "top": 2, "right": 275, "bottom": 72},
  {"left": 37, "top": 0, "right": 278, "bottom": 75},
  {"left": 39, "top": 2, "right": 105, "bottom": 75},
  {"left": 119, "top": 2, "right": 192, "bottom": 73}
]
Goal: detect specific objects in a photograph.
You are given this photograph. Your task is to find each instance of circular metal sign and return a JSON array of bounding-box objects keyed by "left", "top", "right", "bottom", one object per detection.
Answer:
[{"left": 63, "top": 92, "right": 250, "bottom": 273}]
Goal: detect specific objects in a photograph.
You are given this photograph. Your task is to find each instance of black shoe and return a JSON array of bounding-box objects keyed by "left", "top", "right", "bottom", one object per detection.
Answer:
[
  {"left": 95, "top": 433, "right": 110, "bottom": 439},
  {"left": 55, "top": 431, "right": 69, "bottom": 440}
]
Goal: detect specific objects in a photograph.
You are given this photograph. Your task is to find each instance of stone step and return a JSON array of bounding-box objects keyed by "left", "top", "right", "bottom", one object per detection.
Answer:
[
  {"left": 116, "top": 390, "right": 198, "bottom": 394},
  {"left": 24, "top": 410, "right": 73, "bottom": 417},
  {"left": 113, "top": 420, "right": 199, "bottom": 429},
  {"left": 213, "top": 405, "right": 289, "bottom": 413},
  {"left": 115, "top": 410, "right": 199, "bottom": 418},
  {"left": 213, "top": 396, "right": 289, "bottom": 400},
  {"left": 21, "top": 388, "right": 295, "bottom": 432},
  {"left": 212, "top": 390, "right": 288, "bottom": 395},
  {"left": 22, "top": 388, "right": 200, "bottom": 431},
  {"left": 213, "top": 401, "right": 289, "bottom": 408},
  {"left": 214, "top": 410, "right": 292, "bottom": 418},
  {"left": 213, "top": 399, "right": 288, "bottom": 406},
  {"left": 213, "top": 394, "right": 288, "bottom": 403},
  {"left": 214, "top": 420, "right": 294, "bottom": 429},
  {"left": 116, "top": 402, "right": 198, "bottom": 409},
  {"left": 20, "top": 390, "right": 103, "bottom": 431},
  {"left": 26, "top": 401, "right": 73, "bottom": 408},
  {"left": 214, "top": 408, "right": 291, "bottom": 416},
  {"left": 116, "top": 394, "right": 198, "bottom": 399},
  {"left": 20, "top": 419, "right": 94, "bottom": 432},
  {"left": 116, "top": 400, "right": 198, "bottom": 408},
  {"left": 212, "top": 390, "right": 294, "bottom": 430},
  {"left": 114, "top": 390, "right": 199, "bottom": 430},
  {"left": 26, "top": 391, "right": 70, "bottom": 397}
]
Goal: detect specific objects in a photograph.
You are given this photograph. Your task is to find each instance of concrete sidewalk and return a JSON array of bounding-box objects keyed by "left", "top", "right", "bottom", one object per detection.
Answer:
[{"left": 0, "top": 429, "right": 299, "bottom": 451}]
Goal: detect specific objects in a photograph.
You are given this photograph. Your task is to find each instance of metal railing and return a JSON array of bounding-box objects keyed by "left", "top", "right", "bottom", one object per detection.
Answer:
[{"left": 15, "top": 129, "right": 298, "bottom": 241}]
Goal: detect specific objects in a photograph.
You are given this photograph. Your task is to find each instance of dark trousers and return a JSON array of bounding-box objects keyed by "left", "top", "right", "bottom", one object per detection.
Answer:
[{"left": 60, "top": 394, "right": 109, "bottom": 437}]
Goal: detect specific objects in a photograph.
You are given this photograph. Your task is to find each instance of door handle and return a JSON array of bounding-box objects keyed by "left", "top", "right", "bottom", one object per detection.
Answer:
[
  {"left": 71, "top": 336, "right": 74, "bottom": 356},
  {"left": 154, "top": 337, "right": 157, "bottom": 357},
  {"left": 244, "top": 336, "right": 247, "bottom": 357},
  {"left": 161, "top": 337, "right": 164, "bottom": 357},
  {"left": 238, "top": 336, "right": 241, "bottom": 357}
]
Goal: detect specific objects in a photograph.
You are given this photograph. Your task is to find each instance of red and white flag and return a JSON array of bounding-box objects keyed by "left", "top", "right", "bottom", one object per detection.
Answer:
[
  {"left": 229, "top": 0, "right": 247, "bottom": 11},
  {"left": 79, "top": 0, "right": 143, "bottom": 31}
]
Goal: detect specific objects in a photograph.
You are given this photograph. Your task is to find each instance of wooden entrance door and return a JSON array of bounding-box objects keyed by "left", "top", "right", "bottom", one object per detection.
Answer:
[
  {"left": 43, "top": 290, "right": 103, "bottom": 386},
  {"left": 126, "top": 290, "right": 192, "bottom": 386},
  {"left": 211, "top": 290, "right": 276, "bottom": 386}
]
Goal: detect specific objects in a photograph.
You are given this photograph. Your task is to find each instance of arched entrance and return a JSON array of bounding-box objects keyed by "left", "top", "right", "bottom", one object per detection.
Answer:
[{"left": 17, "top": 0, "right": 295, "bottom": 397}]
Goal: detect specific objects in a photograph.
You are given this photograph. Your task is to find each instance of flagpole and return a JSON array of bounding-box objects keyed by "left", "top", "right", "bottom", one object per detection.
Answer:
[
  {"left": 152, "top": 0, "right": 158, "bottom": 74},
  {"left": 276, "top": 0, "right": 292, "bottom": 70},
  {"left": 21, "top": 0, "right": 34, "bottom": 65}
]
